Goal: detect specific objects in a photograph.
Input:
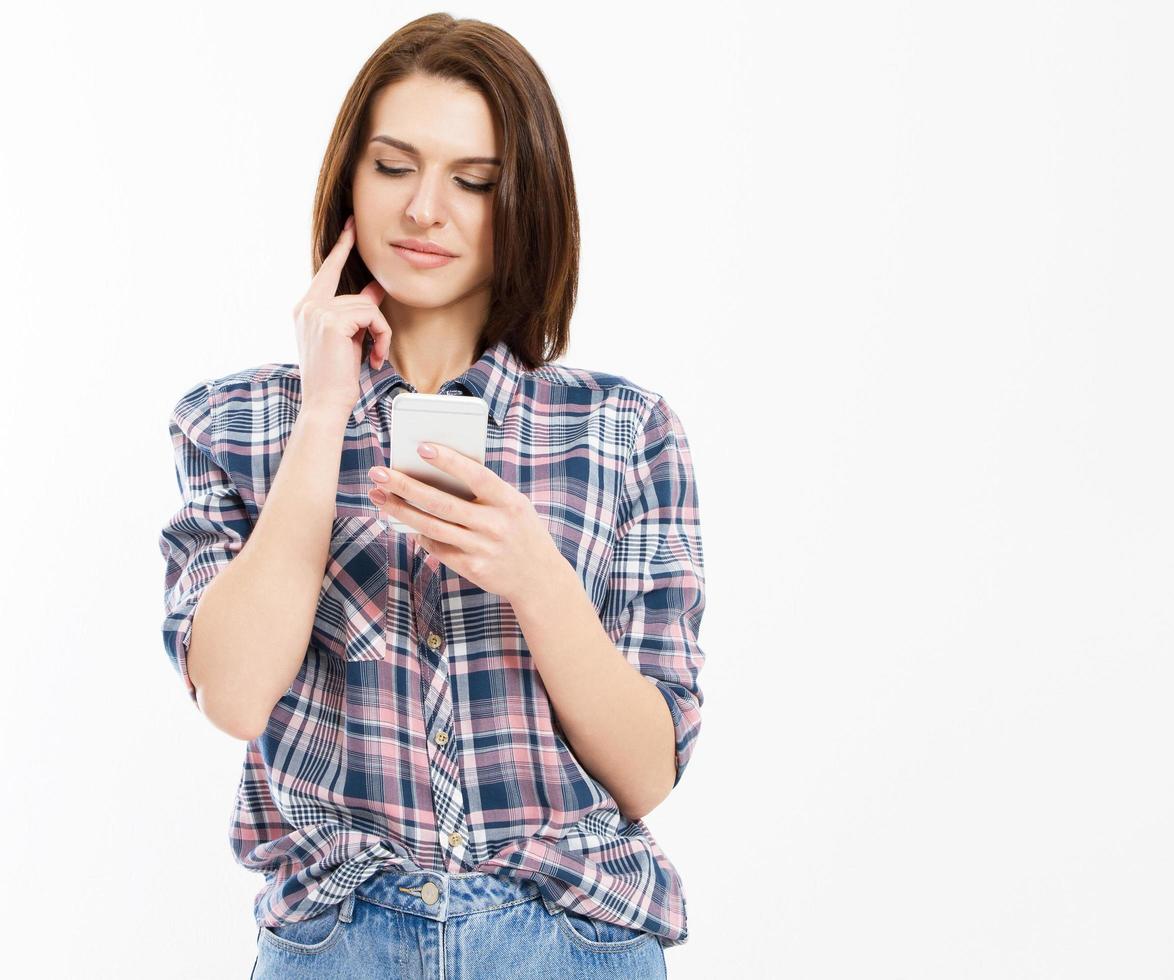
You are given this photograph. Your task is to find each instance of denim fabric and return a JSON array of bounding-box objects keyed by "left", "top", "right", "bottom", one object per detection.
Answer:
[{"left": 250, "top": 869, "right": 668, "bottom": 979}]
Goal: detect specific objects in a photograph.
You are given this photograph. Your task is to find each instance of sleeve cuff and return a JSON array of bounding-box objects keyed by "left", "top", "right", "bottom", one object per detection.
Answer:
[{"left": 647, "top": 675, "right": 702, "bottom": 788}]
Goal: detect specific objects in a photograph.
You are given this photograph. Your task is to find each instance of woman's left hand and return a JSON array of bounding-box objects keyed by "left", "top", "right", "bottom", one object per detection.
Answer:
[{"left": 368, "top": 443, "right": 563, "bottom": 604}]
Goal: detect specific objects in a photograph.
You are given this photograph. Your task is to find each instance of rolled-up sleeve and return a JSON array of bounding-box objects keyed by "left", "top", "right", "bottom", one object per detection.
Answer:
[
  {"left": 602, "top": 394, "right": 707, "bottom": 789},
  {"left": 158, "top": 379, "right": 253, "bottom": 709}
]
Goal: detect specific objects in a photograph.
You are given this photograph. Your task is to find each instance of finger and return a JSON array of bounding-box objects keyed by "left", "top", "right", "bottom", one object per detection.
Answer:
[
  {"left": 359, "top": 286, "right": 393, "bottom": 368},
  {"left": 370, "top": 468, "right": 481, "bottom": 529},
  {"left": 331, "top": 291, "right": 393, "bottom": 370},
  {"left": 372, "top": 489, "right": 477, "bottom": 551},
  {"left": 414, "top": 443, "right": 502, "bottom": 504},
  {"left": 305, "top": 215, "right": 356, "bottom": 305},
  {"left": 359, "top": 278, "right": 386, "bottom": 305}
]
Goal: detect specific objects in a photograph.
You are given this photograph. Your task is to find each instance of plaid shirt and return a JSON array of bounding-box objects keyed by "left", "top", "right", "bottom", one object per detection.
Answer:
[{"left": 158, "top": 337, "right": 706, "bottom": 947}]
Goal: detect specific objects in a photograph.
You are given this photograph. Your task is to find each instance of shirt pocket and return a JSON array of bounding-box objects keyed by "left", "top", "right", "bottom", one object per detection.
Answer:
[{"left": 309, "top": 513, "right": 389, "bottom": 662}]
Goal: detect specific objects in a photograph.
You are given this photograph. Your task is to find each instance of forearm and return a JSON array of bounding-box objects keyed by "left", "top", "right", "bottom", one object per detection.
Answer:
[
  {"left": 188, "top": 405, "right": 349, "bottom": 739},
  {"left": 510, "top": 551, "right": 676, "bottom": 822}
]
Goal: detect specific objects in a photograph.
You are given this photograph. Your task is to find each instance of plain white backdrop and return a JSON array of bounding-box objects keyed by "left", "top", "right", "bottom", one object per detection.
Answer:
[{"left": 1, "top": 1, "right": 1171, "bottom": 977}]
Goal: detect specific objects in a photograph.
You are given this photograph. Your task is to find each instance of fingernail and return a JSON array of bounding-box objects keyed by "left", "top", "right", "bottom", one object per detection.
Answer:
[
  {"left": 371, "top": 467, "right": 390, "bottom": 481},
  {"left": 417, "top": 443, "right": 436, "bottom": 458}
]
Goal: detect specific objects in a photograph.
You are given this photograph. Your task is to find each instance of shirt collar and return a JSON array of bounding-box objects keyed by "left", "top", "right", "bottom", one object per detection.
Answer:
[{"left": 355, "top": 336, "right": 525, "bottom": 428}]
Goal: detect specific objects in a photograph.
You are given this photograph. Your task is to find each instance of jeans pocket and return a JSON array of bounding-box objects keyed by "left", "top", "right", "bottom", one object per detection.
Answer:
[
  {"left": 257, "top": 896, "right": 351, "bottom": 955},
  {"left": 557, "top": 909, "right": 654, "bottom": 952}
]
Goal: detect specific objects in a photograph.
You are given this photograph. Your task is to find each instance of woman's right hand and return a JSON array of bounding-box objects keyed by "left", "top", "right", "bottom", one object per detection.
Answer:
[{"left": 292, "top": 214, "right": 393, "bottom": 416}]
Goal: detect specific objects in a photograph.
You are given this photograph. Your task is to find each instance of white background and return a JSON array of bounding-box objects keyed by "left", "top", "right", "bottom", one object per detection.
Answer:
[{"left": 1, "top": 1, "right": 1171, "bottom": 977}]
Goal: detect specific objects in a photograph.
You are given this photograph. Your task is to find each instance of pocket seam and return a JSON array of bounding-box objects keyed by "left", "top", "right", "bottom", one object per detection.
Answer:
[
  {"left": 258, "top": 909, "right": 346, "bottom": 955},
  {"left": 556, "top": 909, "right": 654, "bottom": 952},
  {"left": 313, "top": 514, "right": 389, "bottom": 663}
]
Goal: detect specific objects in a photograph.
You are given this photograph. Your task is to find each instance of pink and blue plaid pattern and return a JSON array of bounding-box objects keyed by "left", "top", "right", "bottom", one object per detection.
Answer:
[{"left": 158, "top": 337, "right": 706, "bottom": 947}]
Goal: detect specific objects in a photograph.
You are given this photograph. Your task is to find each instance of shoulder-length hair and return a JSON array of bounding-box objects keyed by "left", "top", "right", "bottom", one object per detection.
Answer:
[{"left": 311, "top": 13, "right": 579, "bottom": 370}]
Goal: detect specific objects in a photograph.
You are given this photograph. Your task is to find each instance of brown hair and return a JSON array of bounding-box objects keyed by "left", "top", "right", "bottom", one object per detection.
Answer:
[{"left": 311, "top": 13, "right": 579, "bottom": 371}]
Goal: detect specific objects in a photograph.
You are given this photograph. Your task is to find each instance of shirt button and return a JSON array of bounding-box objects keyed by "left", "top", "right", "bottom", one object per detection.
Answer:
[
  {"left": 434, "top": 731, "right": 448, "bottom": 746},
  {"left": 427, "top": 633, "right": 442, "bottom": 650},
  {"left": 448, "top": 831, "right": 462, "bottom": 847}
]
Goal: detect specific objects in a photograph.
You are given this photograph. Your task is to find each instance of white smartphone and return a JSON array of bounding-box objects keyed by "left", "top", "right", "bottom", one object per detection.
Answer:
[{"left": 384, "top": 392, "right": 490, "bottom": 534}]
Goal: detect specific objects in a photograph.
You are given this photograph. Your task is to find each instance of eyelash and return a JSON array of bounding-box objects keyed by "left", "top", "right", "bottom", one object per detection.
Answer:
[{"left": 374, "top": 162, "right": 496, "bottom": 194}]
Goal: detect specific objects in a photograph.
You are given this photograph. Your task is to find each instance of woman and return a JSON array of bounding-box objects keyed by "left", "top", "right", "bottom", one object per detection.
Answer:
[{"left": 159, "top": 13, "right": 706, "bottom": 978}]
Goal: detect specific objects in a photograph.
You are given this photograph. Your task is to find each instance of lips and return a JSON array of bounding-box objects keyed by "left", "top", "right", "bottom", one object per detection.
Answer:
[
  {"left": 392, "top": 244, "right": 457, "bottom": 268},
  {"left": 391, "top": 238, "right": 456, "bottom": 256}
]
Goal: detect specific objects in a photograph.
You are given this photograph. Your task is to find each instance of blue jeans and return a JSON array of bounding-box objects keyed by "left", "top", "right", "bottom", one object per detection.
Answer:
[{"left": 249, "top": 869, "right": 669, "bottom": 978}]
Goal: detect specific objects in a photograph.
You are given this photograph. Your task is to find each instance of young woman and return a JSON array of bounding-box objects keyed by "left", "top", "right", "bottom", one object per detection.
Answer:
[{"left": 159, "top": 13, "right": 706, "bottom": 978}]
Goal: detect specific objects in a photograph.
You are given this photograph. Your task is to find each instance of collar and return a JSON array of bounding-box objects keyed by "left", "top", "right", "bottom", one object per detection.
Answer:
[{"left": 354, "top": 336, "right": 525, "bottom": 428}]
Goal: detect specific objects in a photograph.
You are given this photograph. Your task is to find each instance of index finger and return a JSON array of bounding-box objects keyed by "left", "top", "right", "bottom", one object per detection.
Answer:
[{"left": 305, "top": 214, "right": 356, "bottom": 304}]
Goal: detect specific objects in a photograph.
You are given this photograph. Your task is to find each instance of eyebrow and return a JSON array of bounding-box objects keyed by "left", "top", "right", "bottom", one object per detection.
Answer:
[{"left": 368, "top": 135, "right": 501, "bottom": 166}]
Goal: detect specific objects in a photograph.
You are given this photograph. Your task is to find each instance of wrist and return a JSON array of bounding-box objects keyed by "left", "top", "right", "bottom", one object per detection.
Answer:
[
  {"left": 297, "top": 401, "right": 354, "bottom": 429},
  {"left": 510, "top": 541, "right": 575, "bottom": 614}
]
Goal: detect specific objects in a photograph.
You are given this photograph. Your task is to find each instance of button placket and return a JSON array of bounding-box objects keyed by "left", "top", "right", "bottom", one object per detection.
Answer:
[{"left": 410, "top": 557, "right": 471, "bottom": 872}]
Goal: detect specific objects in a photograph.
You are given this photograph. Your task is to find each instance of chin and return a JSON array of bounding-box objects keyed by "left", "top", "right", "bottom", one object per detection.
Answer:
[
  {"left": 381, "top": 284, "right": 469, "bottom": 309},
  {"left": 380, "top": 275, "right": 481, "bottom": 302}
]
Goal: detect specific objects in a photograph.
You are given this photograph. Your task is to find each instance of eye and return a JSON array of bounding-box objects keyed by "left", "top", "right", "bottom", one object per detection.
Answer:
[
  {"left": 456, "top": 178, "right": 496, "bottom": 194},
  {"left": 374, "top": 162, "right": 495, "bottom": 194}
]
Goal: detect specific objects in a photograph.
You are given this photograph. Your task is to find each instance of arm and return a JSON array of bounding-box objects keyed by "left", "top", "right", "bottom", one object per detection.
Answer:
[
  {"left": 512, "top": 558, "right": 678, "bottom": 822},
  {"left": 158, "top": 380, "right": 350, "bottom": 740},
  {"left": 512, "top": 394, "right": 707, "bottom": 819}
]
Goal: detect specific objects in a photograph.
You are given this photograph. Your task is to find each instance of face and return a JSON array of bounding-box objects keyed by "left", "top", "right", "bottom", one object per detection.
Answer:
[{"left": 352, "top": 74, "right": 502, "bottom": 310}]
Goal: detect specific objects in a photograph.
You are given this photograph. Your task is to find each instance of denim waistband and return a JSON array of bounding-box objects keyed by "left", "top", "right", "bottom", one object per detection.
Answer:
[{"left": 352, "top": 869, "right": 546, "bottom": 923}]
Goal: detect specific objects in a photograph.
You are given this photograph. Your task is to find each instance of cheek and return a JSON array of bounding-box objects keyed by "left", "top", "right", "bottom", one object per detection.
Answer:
[
  {"left": 353, "top": 170, "right": 407, "bottom": 216},
  {"left": 351, "top": 168, "right": 371, "bottom": 206}
]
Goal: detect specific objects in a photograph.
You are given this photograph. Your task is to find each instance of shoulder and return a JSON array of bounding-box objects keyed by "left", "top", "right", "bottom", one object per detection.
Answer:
[
  {"left": 527, "top": 361, "right": 671, "bottom": 421},
  {"left": 205, "top": 361, "right": 300, "bottom": 397},
  {"left": 171, "top": 361, "right": 300, "bottom": 412},
  {"left": 168, "top": 362, "right": 299, "bottom": 444},
  {"left": 527, "top": 361, "right": 689, "bottom": 446}
]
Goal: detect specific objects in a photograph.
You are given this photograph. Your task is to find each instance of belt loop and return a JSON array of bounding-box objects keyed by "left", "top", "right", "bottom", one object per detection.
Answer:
[{"left": 340, "top": 891, "right": 356, "bottom": 923}]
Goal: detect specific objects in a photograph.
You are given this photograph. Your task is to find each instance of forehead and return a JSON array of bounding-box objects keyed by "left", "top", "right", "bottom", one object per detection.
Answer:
[{"left": 367, "top": 75, "right": 500, "bottom": 158}]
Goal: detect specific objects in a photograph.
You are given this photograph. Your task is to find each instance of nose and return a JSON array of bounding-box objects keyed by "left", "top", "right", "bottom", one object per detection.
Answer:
[{"left": 405, "top": 172, "right": 446, "bottom": 227}]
